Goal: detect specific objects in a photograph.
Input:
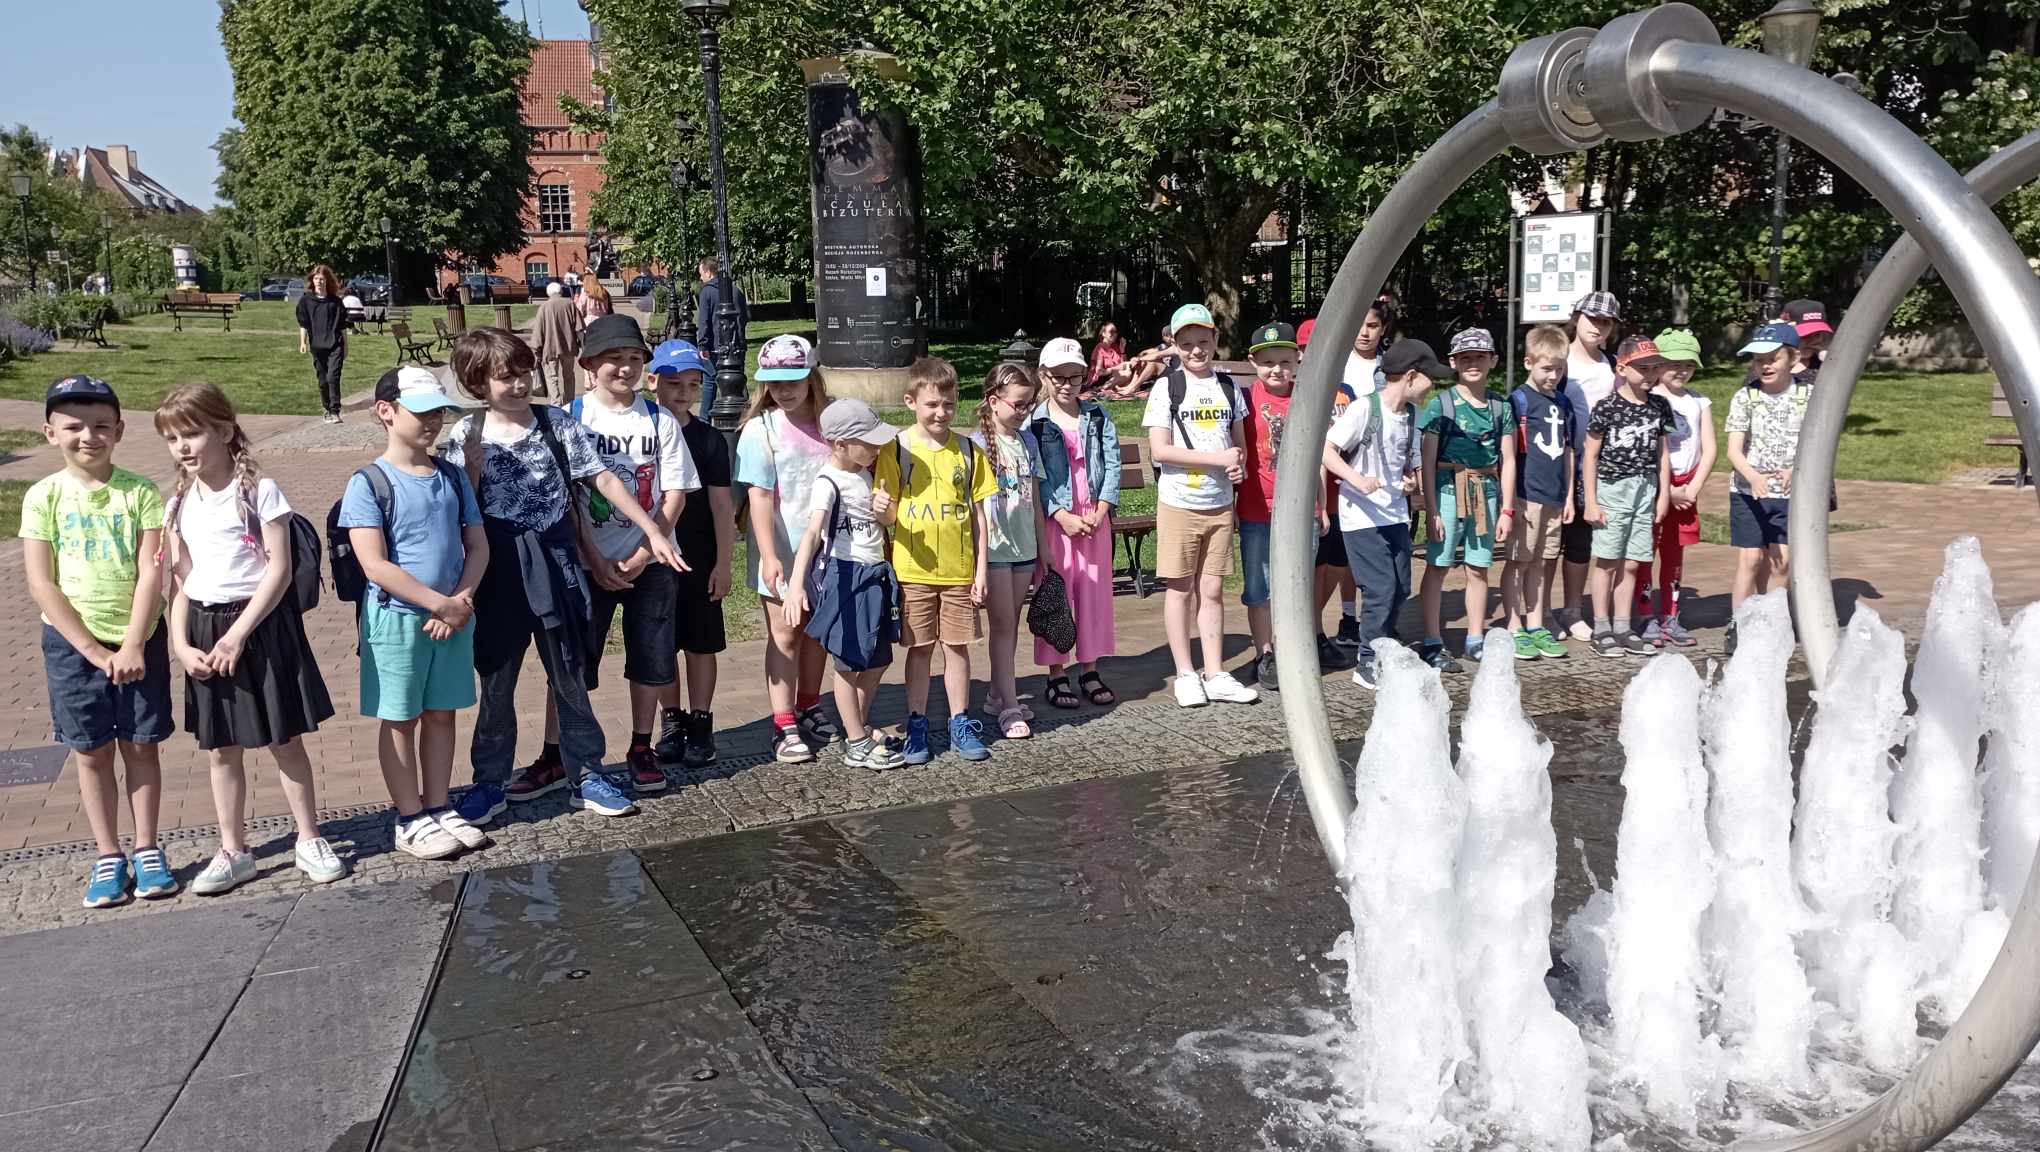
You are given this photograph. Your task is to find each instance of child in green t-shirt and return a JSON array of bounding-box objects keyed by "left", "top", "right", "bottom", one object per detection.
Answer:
[
  {"left": 1417, "top": 329, "right": 1518, "bottom": 672},
  {"left": 20, "top": 376, "right": 177, "bottom": 908}
]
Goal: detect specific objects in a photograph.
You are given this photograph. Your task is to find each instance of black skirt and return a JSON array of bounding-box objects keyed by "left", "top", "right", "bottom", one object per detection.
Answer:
[{"left": 183, "top": 599, "right": 335, "bottom": 750}]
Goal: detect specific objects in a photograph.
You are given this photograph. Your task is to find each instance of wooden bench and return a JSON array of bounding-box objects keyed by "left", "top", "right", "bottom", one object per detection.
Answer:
[
  {"left": 391, "top": 320, "right": 436, "bottom": 364},
  {"left": 1989, "top": 378, "right": 2032, "bottom": 488},
  {"left": 161, "top": 292, "right": 242, "bottom": 332},
  {"left": 494, "top": 284, "right": 531, "bottom": 305},
  {"left": 60, "top": 312, "right": 108, "bottom": 348},
  {"left": 1112, "top": 440, "right": 1157, "bottom": 597}
]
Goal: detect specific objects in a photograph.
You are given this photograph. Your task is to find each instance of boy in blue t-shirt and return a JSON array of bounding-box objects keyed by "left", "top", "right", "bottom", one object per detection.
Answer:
[
  {"left": 339, "top": 366, "right": 489, "bottom": 861},
  {"left": 1502, "top": 325, "right": 1575, "bottom": 660}
]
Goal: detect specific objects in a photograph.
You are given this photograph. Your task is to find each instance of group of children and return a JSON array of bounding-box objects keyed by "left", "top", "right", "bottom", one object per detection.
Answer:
[{"left": 25, "top": 290, "right": 1822, "bottom": 908}]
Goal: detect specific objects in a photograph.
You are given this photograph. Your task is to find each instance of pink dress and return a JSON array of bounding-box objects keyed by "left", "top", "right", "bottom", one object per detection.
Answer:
[{"left": 1037, "top": 421, "right": 1117, "bottom": 667}]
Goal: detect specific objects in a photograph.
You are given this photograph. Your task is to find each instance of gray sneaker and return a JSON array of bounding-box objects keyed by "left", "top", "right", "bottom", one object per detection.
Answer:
[
  {"left": 1256, "top": 650, "right": 1280, "bottom": 693},
  {"left": 1641, "top": 618, "right": 1663, "bottom": 647},
  {"left": 1661, "top": 618, "right": 1698, "bottom": 647}
]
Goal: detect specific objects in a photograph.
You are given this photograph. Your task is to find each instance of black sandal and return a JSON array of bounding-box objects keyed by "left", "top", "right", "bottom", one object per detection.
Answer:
[
  {"left": 1045, "top": 676, "right": 1082, "bottom": 709},
  {"left": 1078, "top": 671, "right": 1116, "bottom": 706}
]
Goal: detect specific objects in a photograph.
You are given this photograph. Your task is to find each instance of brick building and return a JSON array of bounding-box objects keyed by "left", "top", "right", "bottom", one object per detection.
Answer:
[{"left": 487, "top": 39, "right": 609, "bottom": 286}]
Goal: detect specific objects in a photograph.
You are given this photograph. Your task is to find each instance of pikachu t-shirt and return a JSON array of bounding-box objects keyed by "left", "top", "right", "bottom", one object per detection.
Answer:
[{"left": 1141, "top": 371, "right": 1250, "bottom": 511}]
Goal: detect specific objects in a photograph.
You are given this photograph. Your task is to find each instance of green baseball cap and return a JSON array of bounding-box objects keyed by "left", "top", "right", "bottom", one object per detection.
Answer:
[
  {"left": 1653, "top": 328, "right": 1703, "bottom": 366},
  {"left": 1169, "top": 302, "right": 1216, "bottom": 333},
  {"left": 1247, "top": 321, "right": 1297, "bottom": 353}
]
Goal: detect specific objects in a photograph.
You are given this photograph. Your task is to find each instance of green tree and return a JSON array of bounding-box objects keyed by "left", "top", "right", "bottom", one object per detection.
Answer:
[{"left": 218, "top": 0, "right": 534, "bottom": 292}]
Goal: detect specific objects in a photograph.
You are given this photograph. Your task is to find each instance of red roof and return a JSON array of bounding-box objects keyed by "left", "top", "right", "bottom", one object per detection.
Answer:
[{"left": 522, "top": 40, "right": 601, "bottom": 126}]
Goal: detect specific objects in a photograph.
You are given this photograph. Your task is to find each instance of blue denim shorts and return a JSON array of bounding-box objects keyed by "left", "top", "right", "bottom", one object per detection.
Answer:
[
  {"left": 807, "top": 557, "right": 898, "bottom": 672},
  {"left": 43, "top": 621, "right": 174, "bottom": 750},
  {"left": 1239, "top": 518, "right": 1272, "bottom": 607}
]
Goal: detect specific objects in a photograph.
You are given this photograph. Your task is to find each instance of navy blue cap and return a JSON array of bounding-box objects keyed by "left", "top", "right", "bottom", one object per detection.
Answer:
[
  {"left": 45, "top": 375, "right": 120, "bottom": 417},
  {"left": 1738, "top": 322, "right": 1802, "bottom": 357},
  {"left": 649, "top": 339, "right": 710, "bottom": 377}
]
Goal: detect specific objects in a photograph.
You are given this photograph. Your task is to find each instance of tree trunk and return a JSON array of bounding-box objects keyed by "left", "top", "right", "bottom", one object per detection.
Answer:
[{"left": 1166, "top": 185, "right": 1278, "bottom": 354}]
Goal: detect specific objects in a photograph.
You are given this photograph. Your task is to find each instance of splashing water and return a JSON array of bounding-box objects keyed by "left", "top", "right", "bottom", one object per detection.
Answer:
[
  {"left": 1454, "top": 630, "right": 1592, "bottom": 1151},
  {"left": 1891, "top": 538, "right": 2003, "bottom": 1019},
  {"left": 1701, "top": 591, "right": 1815, "bottom": 1090},
  {"left": 1602, "top": 655, "right": 1723, "bottom": 1131},
  {"left": 1790, "top": 605, "right": 1920, "bottom": 1073},
  {"left": 1339, "top": 639, "right": 1469, "bottom": 1148},
  {"left": 1982, "top": 603, "right": 2040, "bottom": 915}
]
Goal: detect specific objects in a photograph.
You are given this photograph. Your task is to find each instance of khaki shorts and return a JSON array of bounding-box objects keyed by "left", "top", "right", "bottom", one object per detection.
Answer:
[
  {"left": 900, "top": 581, "right": 981, "bottom": 648},
  {"left": 1156, "top": 503, "right": 1235, "bottom": 581},
  {"left": 1505, "top": 501, "right": 1565, "bottom": 564}
]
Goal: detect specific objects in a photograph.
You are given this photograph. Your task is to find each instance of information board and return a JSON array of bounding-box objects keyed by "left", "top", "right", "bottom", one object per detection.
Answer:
[{"left": 1519, "top": 213, "right": 1600, "bottom": 323}]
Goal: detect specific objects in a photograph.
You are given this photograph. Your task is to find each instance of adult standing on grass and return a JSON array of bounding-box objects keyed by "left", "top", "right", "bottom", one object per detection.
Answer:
[
  {"left": 577, "top": 278, "right": 614, "bottom": 327},
  {"left": 532, "top": 281, "right": 584, "bottom": 404},
  {"left": 297, "top": 265, "right": 350, "bottom": 424}
]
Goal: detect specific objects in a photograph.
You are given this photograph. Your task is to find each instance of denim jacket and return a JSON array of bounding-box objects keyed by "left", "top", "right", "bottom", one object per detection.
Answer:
[{"left": 1027, "top": 398, "right": 1121, "bottom": 514}]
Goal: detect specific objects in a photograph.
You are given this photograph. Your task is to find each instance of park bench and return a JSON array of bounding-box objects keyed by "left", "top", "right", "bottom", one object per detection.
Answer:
[
  {"left": 160, "top": 292, "right": 242, "bottom": 332},
  {"left": 1988, "top": 378, "right": 2032, "bottom": 488},
  {"left": 431, "top": 317, "right": 456, "bottom": 353},
  {"left": 494, "top": 284, "right": 531, "bottom": 305},
  {"left": 391, "top": 320, "right": 436, "bottom": 365},
  {"left": 60, "top": 311, "right": 108, "bottom": 348},
  {"left": 1113, "top": 440, "right": 1157, "bottom": 597}
]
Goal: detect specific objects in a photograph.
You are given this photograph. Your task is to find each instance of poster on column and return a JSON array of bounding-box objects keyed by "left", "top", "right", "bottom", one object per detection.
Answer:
[
  {"left": 1519, "top": 213, "right": 1599, "bottom": 322},
  {"left": 803, "top": 56, "right": 926, "bottom": 370}
]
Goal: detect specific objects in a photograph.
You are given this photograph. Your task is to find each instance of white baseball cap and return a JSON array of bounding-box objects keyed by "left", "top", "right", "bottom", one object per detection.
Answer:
[
  {"left": 1038, "top": 337, "right": 1086, "bottom": 371},
  {"left": 376, "top": 365, "right": 463, "bottom": 413}
]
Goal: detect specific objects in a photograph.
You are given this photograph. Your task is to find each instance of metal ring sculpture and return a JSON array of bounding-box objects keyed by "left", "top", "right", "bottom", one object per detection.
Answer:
[
  {"left": 1792, "top": 128, "right": 2040, "bottom": 687},
  {"left": 1268, "top": 7, "right": 2040, "bottom": 1149}
]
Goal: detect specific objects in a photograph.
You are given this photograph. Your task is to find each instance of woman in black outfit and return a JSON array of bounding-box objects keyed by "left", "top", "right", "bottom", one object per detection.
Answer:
[{"left": 296, "top": 264, "right": 350, "bottom": 423}]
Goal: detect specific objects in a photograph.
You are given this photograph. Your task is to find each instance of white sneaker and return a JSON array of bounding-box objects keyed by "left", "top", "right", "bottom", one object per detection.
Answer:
[
  {"left": 394, "top": 813, "right": 462, "bottom": 860},
  {"left": 432, "top": 809, "right": 490, "bottom": 850},
  {"left": 1173, "top": 671, "right": 1208, "bottom": 708},
  {"left": 1201, "top": 670, "right": 1260, "bottom": 705},
  {"left": 294, "top": 837, "right": 348, "bottom": 884},
  {"left": 192, "top": 849, "right": 257, "bottom": 896}
]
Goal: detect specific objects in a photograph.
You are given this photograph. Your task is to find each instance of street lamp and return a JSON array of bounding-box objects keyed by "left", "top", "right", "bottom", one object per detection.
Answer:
[
  {"left": 682, "top": 0, "right": 748, "bottom": 438},
  {"left": 667, "top": 156, "right": 695, "bottom": 340},
  {"left": 10, "top": 170, "right": 33, "bottom": 295},
  {"left": 378, "top": 215, "right": 396, "bottom": 307},
  {"left": 1757, "top": 0, "right": 1822, "bottom": 321},
  {"left": 100, "top": 212, "right": 114, "bottom": 294}
]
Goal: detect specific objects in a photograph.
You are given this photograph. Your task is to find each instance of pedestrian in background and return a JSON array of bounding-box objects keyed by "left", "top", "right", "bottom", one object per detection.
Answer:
[
  {"left": 696, "top": 256, "right": 750, "bottom": 416},
  {"left": 533, "top": 281, "right": 584, "bottom": 404},
  {"left": 297, "top": 264, "right": 350, "bottom": 424}
]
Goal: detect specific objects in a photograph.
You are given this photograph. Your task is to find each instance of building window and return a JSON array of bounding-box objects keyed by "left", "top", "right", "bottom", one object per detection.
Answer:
[
  {"left": 537, "top": 183, "right": 572, "bottom": 233},
  {"left": 525, "top": 257, "right": 550, "bottom": 282}
]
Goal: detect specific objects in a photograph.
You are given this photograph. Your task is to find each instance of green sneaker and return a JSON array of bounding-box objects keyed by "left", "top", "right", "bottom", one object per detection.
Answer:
[
  {"left": 1513, "top": 630, "right": 1540, "bottom": 660},
  {"left": 1530, "top": 627, "right": 1570, "bottom": 659}
]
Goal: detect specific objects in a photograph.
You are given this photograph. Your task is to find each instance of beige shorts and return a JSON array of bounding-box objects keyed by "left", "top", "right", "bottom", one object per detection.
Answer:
[
  {"left": 1505, "top": 501, "right": 1565, "bottom": 564},
  {"left": 1156, "top": 503, "right": 1236, "bottom": 581},
  {"left": 900, "top": 581, "right": 981, "bottom": 648}
]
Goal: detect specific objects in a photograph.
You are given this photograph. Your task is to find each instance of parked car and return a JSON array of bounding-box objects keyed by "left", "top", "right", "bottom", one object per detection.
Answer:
[
  {"left": 347, "top": 274, "right": 391, "bottom": 304},
  {"left": 625, "top": 274, "right": 667, "bottom": 298},
  {"left": 526, "top": 272, "right": 556, "bottom": 297},
  {"left": 460, "top": 274, "right": 520, "bottom": 302},
  {"left": 243, "top": 277, "right": 303, "bottom": 302}
]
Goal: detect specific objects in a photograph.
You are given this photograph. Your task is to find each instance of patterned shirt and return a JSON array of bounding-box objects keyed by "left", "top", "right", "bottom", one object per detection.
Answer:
[
  {"left": 1724, "top": 383, "right": 1810, "bottom": 497},
  {"left": 1586, "top": 391, "right": 1675, "bottom": 483},
  {"left": 441, "top": 406, "right": 605, "bottom": 532}
]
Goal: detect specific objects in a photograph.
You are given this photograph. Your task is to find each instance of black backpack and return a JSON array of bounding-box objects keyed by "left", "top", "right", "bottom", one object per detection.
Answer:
[
  {"left": 170, "top": 484, "right": 323, "bottom": 614},
  {"left": 327, "top": 460, "right": 464, "bottom": 606},
  {"left": 1157, "top": 366, "right": 1240, "bottom": 478}
]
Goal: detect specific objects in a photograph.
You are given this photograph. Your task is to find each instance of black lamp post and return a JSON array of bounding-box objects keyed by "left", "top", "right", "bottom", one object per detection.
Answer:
[
  {"left": 1757, "top": 0, "right": 1822, "bottom": 322},
  {"left": 667, "top": 156, "right": 695, "bottom": 340},
  {"left": 11, "top": 171, "right": 34, "bottom": 294},
  {"left": 100, "top": 212, "right": 114, "bottom": 294},
  {"left": 682, "top": 0, "right": 747, "bottom": 438},
  {"left": 378, "top": 215, "right": 397, "bottom": 307}
]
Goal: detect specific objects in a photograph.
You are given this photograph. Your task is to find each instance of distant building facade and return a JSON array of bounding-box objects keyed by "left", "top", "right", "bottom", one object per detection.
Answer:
[
  {"left": 484, "top": 38, "right": 610, "bottom": 286},
  {"left": 50, "top": 146, "right": 194, "bottom": 215}
]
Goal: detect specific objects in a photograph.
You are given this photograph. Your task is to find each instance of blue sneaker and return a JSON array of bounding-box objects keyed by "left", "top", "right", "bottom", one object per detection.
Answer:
[
  {"left": 82, "top": 854, "right": 131, "bottom": 908},
  {"left": 948, "top": 715, "right": 991, "bottom": 762},
  {"left": 901, "top": 714, "right": 933, "bottom": 765},
  {"left": 132, "top": 846, "right": 178, "bottom": 899},
  {"left": 568, "top": 772, "right": 638, "bottom": 818},
  {"left": 454, "top": 784, "right": 507, "bottom": 827}
]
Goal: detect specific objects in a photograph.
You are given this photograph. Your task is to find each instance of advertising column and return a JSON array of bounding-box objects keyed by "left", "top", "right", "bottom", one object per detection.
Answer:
[{"left": 801, "top": 55, "right": 926, "bottom": 404}]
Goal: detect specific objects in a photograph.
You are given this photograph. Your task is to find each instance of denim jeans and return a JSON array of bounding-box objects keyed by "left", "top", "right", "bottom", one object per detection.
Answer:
[
  {"left": 471, "top": 621, "right": 605, "bottom": 786},
  {"left": 1342, "top": 523, "right": 1413, "bottom": 657}
]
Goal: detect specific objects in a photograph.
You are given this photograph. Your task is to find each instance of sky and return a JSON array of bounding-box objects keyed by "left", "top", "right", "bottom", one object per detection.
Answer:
[{"left": 0, "top": 0, "right": 591, "bottom": 211}]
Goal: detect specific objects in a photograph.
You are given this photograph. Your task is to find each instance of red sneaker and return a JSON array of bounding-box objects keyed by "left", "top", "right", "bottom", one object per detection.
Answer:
[
  {"left": 628, "top": 745, "right": 668, "bottom": 794},
  {"left": 506, "top": 755, "right": 567, "bottom": 802}
]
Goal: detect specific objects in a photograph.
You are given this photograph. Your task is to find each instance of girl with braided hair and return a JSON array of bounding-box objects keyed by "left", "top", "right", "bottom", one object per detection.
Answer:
[
  {"left": 970, "top": 362, "right": 1047, "bottom": 739},
  {"left": 156, "top": 382, "right": 342, "bottom": 894}
]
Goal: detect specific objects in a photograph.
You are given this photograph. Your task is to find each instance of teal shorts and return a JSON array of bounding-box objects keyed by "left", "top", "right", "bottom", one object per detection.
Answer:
[
  {"left": 359, "top": 598, "right": 477, "bottom": 721},
  {"left": 1592, "top": 473, "right": 1659, "bottom": 563},
  {"left": 1426, "top": 472, "right": 1499, "bottom": 570}
]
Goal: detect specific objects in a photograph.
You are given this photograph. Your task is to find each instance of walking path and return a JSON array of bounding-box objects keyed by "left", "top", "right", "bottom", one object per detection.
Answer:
[{"left": 0, "top": 396, "right": 2034, "bottom": 934}]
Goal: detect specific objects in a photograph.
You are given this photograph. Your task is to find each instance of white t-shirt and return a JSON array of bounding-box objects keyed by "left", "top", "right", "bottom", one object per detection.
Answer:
[
  {"left": 1345, "top": 352, "right": 1381, "bottom": 397},
  {"left": 175, "top": 477, "right": 293, "bottom": 605},
  {"left": 1655, "top": 387, "right": 1713, "bottom": 477},
  {"left": 1326, "top": 395, "right": 1417, "bottom": 530},
  {"left": 574, "top": 394, "right": 700, "bottom": 562},
  {"left": 808, "top": 465, "right": 886, "bottom": 564},
  {"left": 1141, "top": 372, "right": 1249, "bottom": 511},
  {"left": 1564, "top": 350, "right": 1617, "bottom": 454}
]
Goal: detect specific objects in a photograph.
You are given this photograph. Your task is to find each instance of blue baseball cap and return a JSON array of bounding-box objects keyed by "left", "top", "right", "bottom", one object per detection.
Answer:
[
  {"left": 649, "top": 339, "right": 710, "bottom": 377},
  {"left": 1738, "top": 322, "right": 1802, "bottom": 357},
  {"left": 45, "top": 374, "right": 120, "bottom": 417}
]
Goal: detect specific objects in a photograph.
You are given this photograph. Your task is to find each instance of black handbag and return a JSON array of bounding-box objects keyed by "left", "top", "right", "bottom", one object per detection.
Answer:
[{"left": 1027, "top": 568, "right": 1079, "bottom": 655}]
